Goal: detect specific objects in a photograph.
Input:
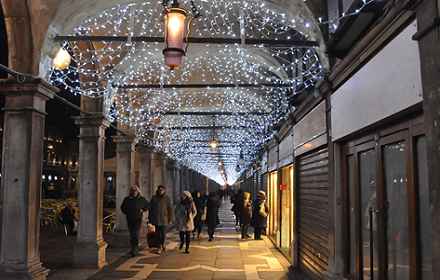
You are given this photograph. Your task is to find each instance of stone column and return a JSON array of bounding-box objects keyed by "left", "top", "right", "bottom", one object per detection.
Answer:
[
  {"left": 151, "top": 152, "right": 164, "bottom": 194},
  {"left": 162, "top": 160, "right": 176, "bottom": 203},
  {"left": 0, "top": 79, "right": 55, "bottom": 280},
  {"left": 174, "top": 164, "right": 181, "bottom": 200},
  {"left": 73, "top": 114, "right": 109, "bottom": 268},
  {"left": 137, "top": 145, "right": 152, "bottom": 200},
  {"left": 415, "top": 0, "right": 440, "bottom": 275},
  {"left": 113, "top": 135, "right": 136, "bottom": 231}
]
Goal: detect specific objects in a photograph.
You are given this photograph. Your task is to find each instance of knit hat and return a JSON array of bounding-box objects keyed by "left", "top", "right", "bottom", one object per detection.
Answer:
[
  {"left": 183, "top": 191, "right": 192, "bottom": 199},
  {"left": 257, "top": 191, "right": 266, "bottom": 200}
]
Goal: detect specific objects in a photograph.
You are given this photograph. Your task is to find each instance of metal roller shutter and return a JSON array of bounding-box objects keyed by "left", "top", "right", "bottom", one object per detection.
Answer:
[{"left": 297, "top": 147, "right": 329, "bottom": 280}]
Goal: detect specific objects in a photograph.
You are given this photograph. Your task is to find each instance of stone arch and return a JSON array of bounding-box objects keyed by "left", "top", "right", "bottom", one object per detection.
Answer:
[
  {"left": 0, "top": 0, "right": 60, "bottom": 75},
  {"left": 38, "top": 0, "right": 329, "bottom": 78}
]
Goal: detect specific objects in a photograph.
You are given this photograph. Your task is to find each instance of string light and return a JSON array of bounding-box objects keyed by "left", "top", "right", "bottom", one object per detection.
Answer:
[{"left": 47, "top": 0, "right": 378, "bottom": 184}]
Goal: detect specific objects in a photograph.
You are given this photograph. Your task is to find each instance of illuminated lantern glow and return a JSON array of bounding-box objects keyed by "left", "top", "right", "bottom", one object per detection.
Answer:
[
  {"left": 53, "top": 47, "right": 71, "bottom": 70},
  {"left": 163, "top": 3, "right": 189, "bottom": 70},
  {"left": 209, "top": 138, "right": 219, "bottom": 149}
]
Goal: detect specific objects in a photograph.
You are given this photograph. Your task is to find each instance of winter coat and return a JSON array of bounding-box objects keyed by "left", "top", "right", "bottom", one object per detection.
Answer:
[
  {"left": 175, "top": 199, "right": 197, "bottom": 232},
  {"left": 206, "top": 194, "right": 221, "bottom": 228},
  {"left": 241, "top": 192, "right": 252, "bottom": 225},
  {"left": 252, "top": 199, "right": 269, "bottom": 228},
  {"left": 148, "top": 193, "right": 173, "bottom": 226},
  {"left": 231, "top": 191, "right": 243, "bottom": 215},
  {"left": 121, "top": 195, "right": 149, "bottom": 226},
  {"left": 60, "top": 206, "right": 76, "bottom": 224},
  {"left": 193, "top": 194, "right": 207, "bottom": 226}
]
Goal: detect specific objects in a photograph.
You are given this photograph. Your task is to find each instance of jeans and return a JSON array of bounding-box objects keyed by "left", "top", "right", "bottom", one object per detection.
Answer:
[
  {"left": 241, "top": 224, "right": 250, "bottom": 238},
  {"left": 155, "top": 225, "right": 167, "bottom": 247},
  {"left": 128, "top": 221, "right": 141, "bottom": 254},
  {"left": 179, "top": 231, "right": 191, "bottom": 251},
  {"left": 193, "top": 221, "right": 203, "bottom": 237}
]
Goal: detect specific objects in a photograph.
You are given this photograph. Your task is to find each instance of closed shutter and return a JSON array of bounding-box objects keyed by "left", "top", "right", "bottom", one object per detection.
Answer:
[{"left": 297, "top": 147, "right": 329, "bottom": 279}]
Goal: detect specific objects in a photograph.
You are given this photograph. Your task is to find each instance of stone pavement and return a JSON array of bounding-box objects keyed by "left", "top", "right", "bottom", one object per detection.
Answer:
[{"left": 49, "top": 198, "right": 290, "bottom": 280}]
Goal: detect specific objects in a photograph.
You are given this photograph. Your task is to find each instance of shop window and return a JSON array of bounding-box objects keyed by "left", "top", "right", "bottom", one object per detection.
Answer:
[
  {"left": 383, "top": 142, "right": 409, "bottom": 280},
  {"left": 280, "top": 165, "right": 294, "bottom": 259},
  {"left": 360, "top": 149, "right": 378, "bottom": 280},
  {"left": 268, "top": 171, "right": 279, "bottom": 243}
]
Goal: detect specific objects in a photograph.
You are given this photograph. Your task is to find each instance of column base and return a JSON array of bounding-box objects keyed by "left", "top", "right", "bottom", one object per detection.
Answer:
[
  {"left": 73, "top": 239, "right": 107, "bottom": 269},
  {"left": 0, "top": 260, "right": 49, "bottom": 280}
]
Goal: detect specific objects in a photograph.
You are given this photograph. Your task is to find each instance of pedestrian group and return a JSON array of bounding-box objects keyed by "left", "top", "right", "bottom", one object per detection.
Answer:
[{"left": 120, "top": 185, "right": 269, "bottom": 257}]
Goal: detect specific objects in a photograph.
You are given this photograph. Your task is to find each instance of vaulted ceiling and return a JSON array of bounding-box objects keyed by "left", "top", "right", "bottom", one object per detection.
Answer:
[{"left": 41, "top": 0, "right": 328, "bottom": 184}]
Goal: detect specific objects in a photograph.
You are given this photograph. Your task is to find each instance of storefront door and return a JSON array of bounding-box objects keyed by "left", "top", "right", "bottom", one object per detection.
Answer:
[{"left": 342, "top": 116, "right": 432, "bottom": 280}]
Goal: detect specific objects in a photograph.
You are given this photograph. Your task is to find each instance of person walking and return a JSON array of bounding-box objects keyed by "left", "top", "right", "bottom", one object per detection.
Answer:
[
  {"left": 231, "top": 189, "right": 243, "bottom": 231},
  {"left": 120, "top": 186, "right": 149, "bottom": 257},
  {"left": 175, "top": 191, "right": 197, "bottom": 254},
  {"left": 206, "top": 191, "right": 221, "bottom": 241},
  {"left": 149, "top": 185, "right": 173, "bottom": 254},
  {"left": 59, "top": 201, "right": 78, "bottom": 236},
  {"left": 241, "top": 192, "right": 252, "bottom": 239},
  {"left": 252, "top": 191, "right": 269, "bottom": 240},
  {"left": 192, "top": 190, "right": 207, "bottom": 239}
]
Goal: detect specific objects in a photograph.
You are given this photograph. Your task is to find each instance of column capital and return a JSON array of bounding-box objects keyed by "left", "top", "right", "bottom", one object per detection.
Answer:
[
  {"left": 0, "top": 78, "right": 57, "bottom": 114},
  {"left": 74, "top": 113, "right": 110, "bottom": 128},
  {"left": 113, "top": 135, "right": 137, "bottom": 152},
  {"left": 136, "top": 144, "right": 154, "bottom": 153}
]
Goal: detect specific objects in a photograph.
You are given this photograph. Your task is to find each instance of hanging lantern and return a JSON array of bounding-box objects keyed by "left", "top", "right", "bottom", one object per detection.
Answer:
[
  {"left": 209, "top": 138, "right": 219, "bottom": 150},
  {"left": 53, "top": 47, "right": 71, "bottom": 71},
  {"left": 163, "top": 1, "right": 190, "bottom": 70}
]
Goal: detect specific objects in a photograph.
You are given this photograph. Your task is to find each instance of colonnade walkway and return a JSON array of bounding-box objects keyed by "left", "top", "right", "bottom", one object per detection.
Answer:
[{"left": 49, "top": 199, "right": 289, "bottom": 280}]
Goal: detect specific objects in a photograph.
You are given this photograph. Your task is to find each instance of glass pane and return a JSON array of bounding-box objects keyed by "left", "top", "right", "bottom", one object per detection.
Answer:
[
  {"left": 280, "top": 166, "right": 293, "bottom": 258},
  {"left": 416, "top": 137, "right": 433, "bottom": 280},
  {"left": 383, "top": 142, "right": 409, "bottom": 280},
  {"left": 347, "top": 155, "right": 356, "bottom": 275},
  {"left": 359, "top": 149, "right": 378, "bottom": 280},
  {"left": 268, "top": 172, "right": 278, "bottom": 242}
]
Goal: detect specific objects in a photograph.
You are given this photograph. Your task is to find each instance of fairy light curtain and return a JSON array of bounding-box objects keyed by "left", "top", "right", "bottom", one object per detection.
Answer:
[{"left": 49, "top": 0, "right": 331, "bottom": 184}]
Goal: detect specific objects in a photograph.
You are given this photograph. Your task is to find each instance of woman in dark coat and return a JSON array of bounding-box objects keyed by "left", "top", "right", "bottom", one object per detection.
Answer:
[
  {"left": 252, "top": 191, "right": 269, "bottom": 240},
  {"left": 192, "top": 191, "right": 207, "bottom": 239},
  {"left": 206, "top": 192, "right": 221, "bottom": 241},
  {"left": 240, "top": 192, "right": 252, "bottom": 239}
]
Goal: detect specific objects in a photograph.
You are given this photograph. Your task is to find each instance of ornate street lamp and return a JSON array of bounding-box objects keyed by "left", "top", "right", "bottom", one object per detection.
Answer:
[{"left": 163, "top": 0, "right": 191, "bottom": 70}]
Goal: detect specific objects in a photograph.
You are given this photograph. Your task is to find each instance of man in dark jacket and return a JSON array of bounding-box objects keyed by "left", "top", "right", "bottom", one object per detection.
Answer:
[
  {"left": 121, "top": 186, "right": 149, "bottom": 257},
  {"left": 148, "top": 185, "right": 173, "bottom": 253}
]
